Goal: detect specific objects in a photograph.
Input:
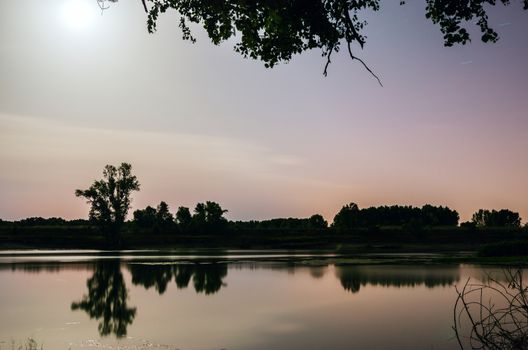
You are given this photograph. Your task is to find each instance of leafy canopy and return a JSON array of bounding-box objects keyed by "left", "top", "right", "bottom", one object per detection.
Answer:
[
  {"left": 75, "top": 163, "right": 140, "bottom": 234},
  {"left": 137, "top": 0, "right": 528, "bottom": 81}
]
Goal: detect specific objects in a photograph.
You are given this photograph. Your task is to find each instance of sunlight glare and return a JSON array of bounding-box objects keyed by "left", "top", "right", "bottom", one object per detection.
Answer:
[{"left": 60, "top": 0, "right": 96, "bottom": 30}]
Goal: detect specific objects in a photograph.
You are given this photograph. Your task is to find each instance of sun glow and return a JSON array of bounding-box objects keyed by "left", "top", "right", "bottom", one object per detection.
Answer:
[{"left": 60, "top": 0, "right": 96, "bottom": 30}]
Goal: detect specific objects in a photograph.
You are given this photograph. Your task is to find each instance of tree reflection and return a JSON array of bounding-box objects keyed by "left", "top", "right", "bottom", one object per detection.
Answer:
[
  {"left": 335, "top": 265, "right": 459, "bottom": 294},
  {"left": 71, "top": 260, "right": 136, "bottom": 338},
  {"left": 129, "top": 263, "right": 173, "bottom": 294},
  {"left": 127, "top": 262, "right": 228, "bottom": 295},
  {"left": 191, "top": 264, "right": 228, "bottom": 295}
]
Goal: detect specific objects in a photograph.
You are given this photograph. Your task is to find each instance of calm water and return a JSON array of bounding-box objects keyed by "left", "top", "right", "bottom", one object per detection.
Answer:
[{"left": 0, "top": 251, "right": 512, "bottom": 350}]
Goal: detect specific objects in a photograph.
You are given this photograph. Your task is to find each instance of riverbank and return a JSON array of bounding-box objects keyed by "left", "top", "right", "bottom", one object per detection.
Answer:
[{"left": 1, "top": 224, "right": 526, "bottom": 250}]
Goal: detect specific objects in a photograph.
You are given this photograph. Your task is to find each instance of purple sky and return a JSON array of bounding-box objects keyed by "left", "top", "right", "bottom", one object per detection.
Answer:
[{"left": 1, "top": 0, "right": 527, "bottom": 223}]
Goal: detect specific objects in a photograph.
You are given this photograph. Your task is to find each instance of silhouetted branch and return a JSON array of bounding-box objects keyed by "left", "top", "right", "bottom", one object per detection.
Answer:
[
  {"left": 323, "top": 47, "right": 334, "bottom": 77},
  {"left": 453, "top": 269, "right": 528, "bottom": 350},
  {"left": 347, "top": 42, "right": 383, "bottom": 87}
]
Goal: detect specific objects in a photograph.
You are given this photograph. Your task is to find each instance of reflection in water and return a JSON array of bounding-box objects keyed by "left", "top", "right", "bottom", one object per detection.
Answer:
[
  {"left": 335, "top": 265, "right": 460, "bottom": 293},
  {"left": 128, "top": 263, "right": 228, "bottom": 295},
  {"left": 71, "top": 260, "right": 136, "bottom": 338},
  {"left": 8, "top": 258, "right": 462, "bottom": 340},
  {"left": 129, "top": 264, "right": 174, "bottom": 294}
]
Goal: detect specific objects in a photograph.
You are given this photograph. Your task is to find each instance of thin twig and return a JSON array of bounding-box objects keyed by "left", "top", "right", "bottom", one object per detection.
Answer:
[{"left": 347, "top": 42, "right": 383, "bottom": 87}]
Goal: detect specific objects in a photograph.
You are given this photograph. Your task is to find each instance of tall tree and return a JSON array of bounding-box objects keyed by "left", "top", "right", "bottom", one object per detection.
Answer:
[{"left": 75, "top": 163, "right": 140, "bottom": 244}]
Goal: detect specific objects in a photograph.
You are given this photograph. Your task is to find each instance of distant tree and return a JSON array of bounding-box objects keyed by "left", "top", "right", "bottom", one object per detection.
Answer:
[
  {"left": 472, "top": 209, "right": 521, "bottom": 228},
  {"left": 332, "top": 202, "right": 360, "bottom": 229},
  {"left": 205, "top": 201, "right": 228, "bottom": 230},
  {"left": 75, "top": 163, "right": 140, "bottom": 244},
  {"left": 192, "top": 202, "right": 207, "bottom": 232},
  {"left": 175, "top": 206, "right": 192, "bottom": 230},
  {"left": 156, "top": 201, "right": 174, "bottom": 228},
  {"left": 309, "top": 214, "right": 328, "bottom": 229},
  {"left": 472, "top": 209, "right": 488, "bottom": 227},
  {"left": 421, "top": 204, "right": 459, "bottom": 226},
  {"left": 191, "top": 201, "right": 228, "bottom": 233},
  {"left": 16, "top": 217, "right": 67, "bottom": 226},
  {"left": 133, "top": 206, "right": 157, "bottom": 228},
  {"left": 332, "top": 203, "right": 458, "bottom": 228}
]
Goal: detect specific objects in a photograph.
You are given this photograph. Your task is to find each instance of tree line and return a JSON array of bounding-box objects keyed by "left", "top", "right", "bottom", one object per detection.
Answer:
[
  {"left": 132, "top": 200, "right": 228, "bottom": 233},
  {"left": 1, "top": 163, "right": 525, "bottom": 245}
]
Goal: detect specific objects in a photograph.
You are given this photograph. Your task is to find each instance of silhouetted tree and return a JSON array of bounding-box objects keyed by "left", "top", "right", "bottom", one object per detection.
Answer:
[
  {"left": 191, "top": 201, "right": 228, "bottom": 233},
  {"left": 71, "top": 260, "right": 136, "bottom": 338},
  {"left": 332, "top": 203, "right": 459, "bottom": 229},
  {"left": 156, "top": 201, "right": 174, "bottom": 228},
  {"left": 101, "top": 0, "right": 528, "bottom": 79},
  {"left": 175, "top": 206, "right": 192, "bottom": 230},
  {"left": 421, "top": 204, "right": 459, "bottom": 226},
  {"left": 205, "top": 201, "right": 228, "bottom": 230},
  {"left": 133, "top": 205, "right": 156, "bottom": 228},
  {"left": 192, "top": 202, "right": 207, "bottom": 232},
  {"left": 309, "top": 214, "right": 328, "bottom": 229},
  {"left": 472, "top": 209, "right": 521, "bottom": 228},
  {"left": 230, "top": 215, "right": 329, "bottom": 230},
  {"left": 75, "top": 163, "right": 140, "bottom": 244},
  {"left": 332, "top": 202, "right": 360, "bottom": 229}
]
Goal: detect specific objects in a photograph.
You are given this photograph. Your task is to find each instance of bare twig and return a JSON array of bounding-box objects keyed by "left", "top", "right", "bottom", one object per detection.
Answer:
[
  {"left": 347, "top": 42, "right": 383, "bottom": 87},
  {"left": 454, "top": 268, "right": 528, "bottom": 350}
]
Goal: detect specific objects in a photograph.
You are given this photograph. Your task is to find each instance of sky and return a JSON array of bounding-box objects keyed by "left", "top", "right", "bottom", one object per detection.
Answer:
[{"left": 1, "top": 0, "right": 527, "bottom": 223}]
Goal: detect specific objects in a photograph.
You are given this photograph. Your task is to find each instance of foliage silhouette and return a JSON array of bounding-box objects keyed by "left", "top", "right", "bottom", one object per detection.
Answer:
[
  {"left": 71, "top": 260, "right": 137, "bottom": 338},
  {"left": 332, "top": 203, "right": 459, "bottom": 229},
  {"left": 133, "top": 201, "right": 175, "bottom": 230},
  {"left": 472, "top": 209, "right": 522, "bottom": 228},
  {"left": 191, "top": 201, "right": 228, "bottom": 233},
  {"left": 230, "top": 214, "right": 328, "bottom": 230},
  {"left": 156, "top": 201, "right": 174, "bottom": 228},
  {"left": 75, "top": 163, "right": 140, "bottom": 244},
  {"left": 103, "top": 0, "right": 528, "bottom": 79},
  {"left": 133, "top": 205, "right": 157, "bottom": 228},
  {"left": 309, "top": 214, "right": 329, "bottom": 229},
  {"left": 175, "top": 206, "right": 192, "bottom": 231}
]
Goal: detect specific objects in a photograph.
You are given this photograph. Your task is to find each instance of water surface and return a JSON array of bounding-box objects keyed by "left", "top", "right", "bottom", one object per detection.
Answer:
[{"left": 0, "top": 251, "right": 506, "bottom": 349}]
